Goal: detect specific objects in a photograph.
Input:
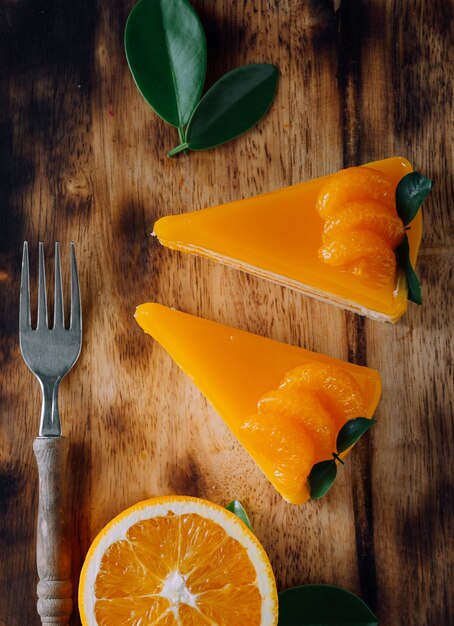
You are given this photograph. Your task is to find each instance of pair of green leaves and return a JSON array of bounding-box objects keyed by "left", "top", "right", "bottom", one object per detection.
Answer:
[
  {"left": 226, "top": 501, "right": 378, "bottom": 625},
  {"left": 124, "top": 0, "right": 279, "bottom": 156},
  {"left": 395, "top": 172, "right": 433, "bottom": 304},
  {"left": 225, "top": 420, "right": 376, "bottom": 505},
  {"left": 308, "top": 417, "right": 377, "bottom": 500}
]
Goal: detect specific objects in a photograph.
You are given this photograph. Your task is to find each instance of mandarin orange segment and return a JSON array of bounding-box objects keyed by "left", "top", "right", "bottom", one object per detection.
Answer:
[
  {"left": 80, "top": 497, "right": 278, "bottom": 625},
  {"left": 316, "top": 166, "right": 395, "bottom": 218},
  {"left": 258, "top": 387, "right": 336, "bottom": 462},
  {"left": 247, "top": 362, "right": 368, "bottom": 500},
  {"left": 240, "top": 413, "right": 314, "bottom": 503},
  {"left": 322, "top": 202, "right": 405, "bottom": 248},
  {"left": 319, "top": 230, "right": 397, "bottom": 287},
  {"left": 280, "top": 363, "right": 367, "bottom": 430},
  {"left": 317, "top": 167, "right": 405, "bottom": 288},
  {"left": 350, "top": 247, "right": 397, "bottom": 288}
]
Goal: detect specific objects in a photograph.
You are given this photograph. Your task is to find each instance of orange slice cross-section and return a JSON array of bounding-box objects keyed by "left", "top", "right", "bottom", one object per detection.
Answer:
[{"left": 79, "top": 497, "right": 278, "bottom": 625}]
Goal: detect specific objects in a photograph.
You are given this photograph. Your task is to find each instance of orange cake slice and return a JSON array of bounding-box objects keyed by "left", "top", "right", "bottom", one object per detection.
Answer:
[
  {"left": 135, "top": 304, "right": 381, "bottom": 503},
  {"left": 153, "top": 157, "right": 422, "bottom": 322}
]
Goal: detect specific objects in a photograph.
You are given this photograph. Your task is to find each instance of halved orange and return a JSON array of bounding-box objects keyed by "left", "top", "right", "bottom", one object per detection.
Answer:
[{"left": 79, "top": 496, "right": 278, "bottom": 626}]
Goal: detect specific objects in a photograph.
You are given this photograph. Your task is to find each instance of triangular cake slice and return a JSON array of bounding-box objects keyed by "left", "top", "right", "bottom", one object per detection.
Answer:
[
  {"left": 135, "top": 304, "right": 382, "bottom": 503},
  {"left": 153, "top": 157, "right": 422, "bottom": 322}
]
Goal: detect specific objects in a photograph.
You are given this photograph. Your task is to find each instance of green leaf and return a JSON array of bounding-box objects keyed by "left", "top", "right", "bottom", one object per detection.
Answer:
[
  {"left": 308, "top": 460, "right": 337, "bottom": 500},
  {"left": 396, "top": 171, "right": 432, "bottom": 225},
  {"left": 125, "top": 0, "right": 207, "bottom": 128},
  {"left": 226, "top": 500, "right": 253, "bottom": 532},
  {"left": 396, "top": 234, "right": 422, "bottom": 304},
  {"left": 336, "top": 418, "right": 377, "bottom": 455},
  {"left": 183, "top": 64, "right": 279, "bottom": 151},
  {"left": 278, "top": 584, "right": 378, "bottom": 625}
]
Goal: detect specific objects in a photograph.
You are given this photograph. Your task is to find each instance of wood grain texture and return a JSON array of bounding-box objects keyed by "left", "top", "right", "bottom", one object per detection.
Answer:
[{"left": 0, "top": 1, "right": 452, "bottom": 625}]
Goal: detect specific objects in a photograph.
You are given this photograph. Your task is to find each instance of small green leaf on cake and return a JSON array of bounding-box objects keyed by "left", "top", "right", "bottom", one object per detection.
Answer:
[
  {"left": 396, "top": 234, "right": 422, "bottom": 305},
  {"left": 396, "top": 171, "right": 433, "bottom": 225},
  {"left": 308, "top": 460, "right": 337, "bottom": 499},
  {"left": 336, "top": 417, "right": 377, "bottom": 454}
]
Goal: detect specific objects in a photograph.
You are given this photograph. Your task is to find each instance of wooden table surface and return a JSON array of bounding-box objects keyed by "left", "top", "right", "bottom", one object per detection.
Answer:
[{"left": 0, "top": 1, "right": 452, "bottom": 624}]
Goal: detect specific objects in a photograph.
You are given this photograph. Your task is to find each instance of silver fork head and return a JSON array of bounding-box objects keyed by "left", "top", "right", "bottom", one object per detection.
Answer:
[{"left": 19, "top": 242, "right": 82, "bottom": 437}]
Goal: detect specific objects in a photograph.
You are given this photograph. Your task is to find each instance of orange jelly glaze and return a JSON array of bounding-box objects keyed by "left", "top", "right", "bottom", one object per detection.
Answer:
[{"left": 154, "top": 157, "right": 422, "bottom": 320}]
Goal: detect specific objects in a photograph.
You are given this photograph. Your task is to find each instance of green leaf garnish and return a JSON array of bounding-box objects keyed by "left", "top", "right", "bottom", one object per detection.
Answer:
[
  {"left": 278, "top": 584, "right": 378, "bottom": 625},
  {"left": 396, "top": 234, "right": 422, "bottom": 305},
  {"left": 125, "top": 0, "right": 279, "bottom": 156},
  {"left": 124, "top": 0, "right": 207, "bottom": 129},
  {"left": 396, "top": 171, "right": 432, "bottom": 225},
  {"left": 336, "top": 417, "right": 377, "bottom": 454},
  {"left": 309, "top": 418, "right": 377, "bottom": 500},
  {"left": 226, "top": 500, "right": 253, "bottom": 532},
  {"left": 393, "top": 171, "right": 432, "bottom": 304},
  {"left": 308, "top": 460, "right": 337, "bottom": 500},
  {"left": 180, "top": 64, "right": 279, "bottom": 153}
]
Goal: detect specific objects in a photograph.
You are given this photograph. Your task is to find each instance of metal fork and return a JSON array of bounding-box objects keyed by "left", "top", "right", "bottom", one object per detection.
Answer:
[{"left": 20, "top": 241, "right": 82, "bottom": 626}]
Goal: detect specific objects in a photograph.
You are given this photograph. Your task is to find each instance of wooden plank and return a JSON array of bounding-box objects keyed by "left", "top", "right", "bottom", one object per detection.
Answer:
[
  {"left": 358, "top": 1, "right": 454, "bottom": 623},
  {"left": 0, "top": 1, "right": 452, "bottom": 625},
  {"left": 0, "top": 2, "right": 95, "bottom": 624}
]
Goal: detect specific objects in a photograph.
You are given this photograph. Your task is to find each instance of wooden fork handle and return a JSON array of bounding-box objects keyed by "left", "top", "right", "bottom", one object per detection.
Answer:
[{"left": 33, "top": 437, "right": 72, "bottom": 625}]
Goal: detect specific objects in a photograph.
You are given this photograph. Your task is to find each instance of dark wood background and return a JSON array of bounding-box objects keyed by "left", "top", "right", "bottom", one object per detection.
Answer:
[{"left": 0, "top": 1, "right": 452, "bottom": 624}]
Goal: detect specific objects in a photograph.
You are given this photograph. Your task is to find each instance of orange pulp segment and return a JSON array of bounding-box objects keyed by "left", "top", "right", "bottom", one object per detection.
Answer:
[
  {"left": 317, "top": 167, "right": 405, "bottom": 288},
  {"left": 258, "top": 387, "right": 336, "bottom": 461},
  {"left": 316, "top": 166, "right": 396, "bottom": 217},
  {"left": 153, "top": 157, "right": 422, "bottom": 322},
  {"left": 243, "top": 362, "right": 367, "bottom": 500},
  {"left": 79, "top": 496, "right": 278, "bottom": 625},
  {"left": 241, "top": 412, "right": 315, "bottom": 504},
  {"left": 135, "top": 304, "right": 382, "bottom": 504}
]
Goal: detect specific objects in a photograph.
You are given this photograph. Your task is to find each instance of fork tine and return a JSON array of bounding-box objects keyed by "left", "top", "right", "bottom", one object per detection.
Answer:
[
  {"left": 37, "top": 242, "right": 48, "bottom": 329},
  {"left": 20, "top": 241, "right": 31, "bottom": 330},
  {"left": 70, "top": 242, "right": 81, "bottom": 332},
  {"left": 53, "top": 242, "right": 64, "bottom": 329}
]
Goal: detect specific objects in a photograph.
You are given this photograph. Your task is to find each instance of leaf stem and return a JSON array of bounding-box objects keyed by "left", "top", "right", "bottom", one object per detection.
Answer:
[
  {"left": 332, "top": 452, "right": 345, "bottom": 465},
  {"left": 177, "top": 126, "right": 186, "bottom": 143},
  {"left": 167, "top": 142, "right": 189, "bottom": 158}
]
